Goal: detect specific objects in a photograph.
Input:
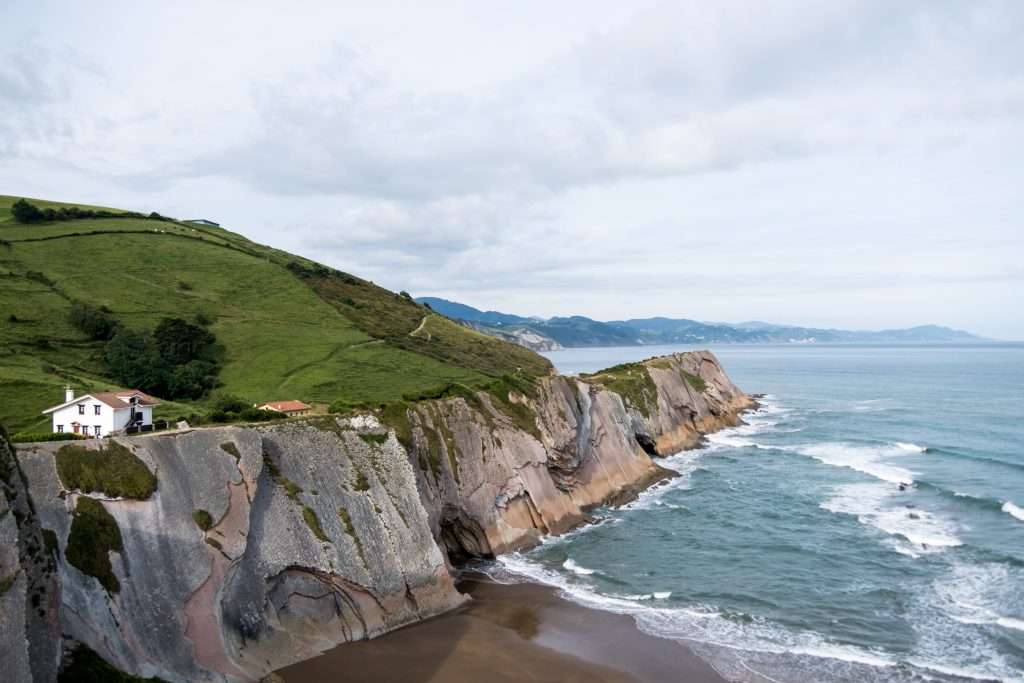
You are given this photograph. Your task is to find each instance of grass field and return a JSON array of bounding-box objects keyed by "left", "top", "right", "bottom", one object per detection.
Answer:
[{"left": 0, "top": 195, "right": 551, "bottom": 431}]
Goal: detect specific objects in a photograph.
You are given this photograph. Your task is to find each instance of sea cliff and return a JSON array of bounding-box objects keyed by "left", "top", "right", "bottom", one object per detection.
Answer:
[{"left": 0, "top": 351, "right": 752, "bottom": 681}]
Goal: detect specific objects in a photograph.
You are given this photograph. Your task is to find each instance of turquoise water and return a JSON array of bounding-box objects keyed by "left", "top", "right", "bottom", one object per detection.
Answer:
[{"left": 495, "top": 344, "right": 1024, "bottom": 682}]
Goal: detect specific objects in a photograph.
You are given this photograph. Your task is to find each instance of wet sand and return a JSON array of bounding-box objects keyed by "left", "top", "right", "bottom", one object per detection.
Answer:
[{"left": 277, "top": 577, "right": 726, "bottom": 682}]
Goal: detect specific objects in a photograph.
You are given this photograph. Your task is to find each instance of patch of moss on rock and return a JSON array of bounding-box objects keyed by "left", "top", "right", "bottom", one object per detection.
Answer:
[
  {"left": 42, "top": 527, "right": 58, "bottom": 555},
  {"left": 0, "top": 570, "right": 17, "bottom": 595},
  {"left": 219, "top": 442, "right": 241, "bottom": 460},
  {"left": 66, "top": 496, "right": 123, "bottom": 593},
  {"left": 56, "top": 441, "right": 157, "bottom": 499},
  {"left": 357, "top": 432, "right": 388, "bottom": 446},
  {"left": 59, "top": 642, "right": 167, "bottom": 682},
  {"left": 352, "top": 467, "right": 371, "bottom": 492},
  {"left": 484, "top": 375, "right": 542, "bottom": 439},
  {"left": 378, "top": 401, "right": 413, "bottom": 450},
  {"left": 192, "top": 509, "right": 213, "bottom": 531},
  {"left": 681, "top": 369, "right": 707, "bottom": 392},
  {"left": 302, "top": 506, "right": 329, "bottom": 542},
  {"left": 337, "top": 506, "right": 366, "bottom": 564},
  {"left": 581, "top": 362, "right": 658, "bottom": 418}
]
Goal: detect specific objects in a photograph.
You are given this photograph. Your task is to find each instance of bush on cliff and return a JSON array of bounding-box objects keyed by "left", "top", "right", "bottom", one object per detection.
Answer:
[
  {"left": 59, "top": 642, "right": 166, "bottom": 682},
  {"left": 65, "top": 496, "right": 123, "bottom": 593},
  {"left": 56, "top": 441, "right": 157, "bottom": 500},
  {"left": 11, "top": 431, "right": 85, "bottom": 443}
]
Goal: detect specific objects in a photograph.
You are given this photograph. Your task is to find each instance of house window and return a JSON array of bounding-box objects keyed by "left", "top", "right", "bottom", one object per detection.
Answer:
[
  {"left": 94, "top": 426, "right": 102, "bottom": 436},
  {"left": 94, "top": 405, "right": 101, "bottom": 415},
  {"left": 78, "top": 404, "right": 85, "bottom": 415},
  {"left": 57, "top": 425, "right": 64, "bottom": 433}
]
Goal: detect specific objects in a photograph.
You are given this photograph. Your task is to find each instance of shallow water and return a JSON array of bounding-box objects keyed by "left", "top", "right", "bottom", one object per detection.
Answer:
[{"left": 494, "top": 344, "right": 1024, "bottom": 682}]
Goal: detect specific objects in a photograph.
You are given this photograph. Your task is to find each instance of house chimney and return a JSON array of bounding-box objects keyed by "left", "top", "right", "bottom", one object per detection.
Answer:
[{"left": 65, "top": 385, "right": 74, "bottom": 402}]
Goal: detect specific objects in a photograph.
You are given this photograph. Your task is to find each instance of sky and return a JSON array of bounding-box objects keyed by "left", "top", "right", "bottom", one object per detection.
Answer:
[{"left": 1, "top": 1, "right": 1022, "bottom": 338}]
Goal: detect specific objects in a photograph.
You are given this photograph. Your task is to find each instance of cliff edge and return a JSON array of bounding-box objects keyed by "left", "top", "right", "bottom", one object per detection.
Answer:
[{"left": 3, "top": 351, "right": 753, "bottom": 681}]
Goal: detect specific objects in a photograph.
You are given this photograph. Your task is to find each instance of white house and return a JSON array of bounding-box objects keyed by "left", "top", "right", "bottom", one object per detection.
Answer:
[{"left": 42, "top": 386, "right": 159, "bottom": 437}]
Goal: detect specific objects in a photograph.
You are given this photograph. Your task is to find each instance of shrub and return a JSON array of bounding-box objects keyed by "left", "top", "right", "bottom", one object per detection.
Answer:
[
  {"left": 58, "top": 642, "right": 166, "bottom": 683},
  {"left": 69, "top": 302, "right": 120, "bottom": 341},
  {"left": 55, "top": 441, "right": 157, "bottom": 499},
  {"left": 211, "top": 393, "right": 252, "bottom": 413},
  {"left": 11, "top": 198, "right": 43, "bottom": 223},
  {"left": 65, "top": 496, "right": 123, "bottom": 593},
  {"left": 11, "top": 432, "right": 85, "bottom": 443},
  {"left": 192, "top": 509, "right": 213, "bottom": 531}
]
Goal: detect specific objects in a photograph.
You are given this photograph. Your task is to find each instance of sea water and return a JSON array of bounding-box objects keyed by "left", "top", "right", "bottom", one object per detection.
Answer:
[{"left": 490, "top": 344, "right": 1024, "bottom": 682}]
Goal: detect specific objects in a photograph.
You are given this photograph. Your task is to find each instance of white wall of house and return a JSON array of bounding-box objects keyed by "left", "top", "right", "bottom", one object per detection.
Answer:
[{"left": 50, "top": 400, "right": 153, "bottom": 436}]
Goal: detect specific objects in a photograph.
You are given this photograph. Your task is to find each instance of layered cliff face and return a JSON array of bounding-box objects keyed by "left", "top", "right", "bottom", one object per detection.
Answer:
[
  {"left": 3, "top": 351, "right": 752, "bottom": 682},
  {"left": 404, "top": 350, "right": 754, "bottom": 557}
]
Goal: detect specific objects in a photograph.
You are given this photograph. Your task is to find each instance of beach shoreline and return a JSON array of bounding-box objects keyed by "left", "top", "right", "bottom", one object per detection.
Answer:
[{"left": 276, "top": 575, "right": 726, "bottom": 682}]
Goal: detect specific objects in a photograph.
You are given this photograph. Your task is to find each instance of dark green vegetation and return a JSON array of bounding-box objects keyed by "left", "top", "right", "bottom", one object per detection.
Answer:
[
  {"left": 10, "top": 431, "right": 84, "bottom": 443},
  {"left": 59, "top": 642, "right": 166, "bottom": 683},
  {"left": 192, "top": 509, "right": 213, "bottom": 531},
  {"left": 205, "top": 394, "right": 275, "bottom": 424},
  {"left": 0, "top": 195, "right": 551, "bottom": 432},
  {"left": 55, "top": 441, "right": 157, "bottom": 499},
  {"left": 105, "top": 316, "right": 221, "bottom": 399},
  {"left": 581, "top": 361, "right": 659, "bottom": 417},
  {"left": 681, "top": 369, "right": 707, "bottom": 392},
  {"left": 65, "top": 496, "right": 123, "bottom": 593},
  {"left": 337, "top": 505, "right": 366, "bottom": 563},
  {"left": 302, "top": 506, "right": 329, "bottom": 541}
]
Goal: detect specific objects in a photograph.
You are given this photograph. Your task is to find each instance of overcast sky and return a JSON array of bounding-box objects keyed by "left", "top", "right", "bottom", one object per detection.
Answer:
[{"left": 2, "top": 1, "right": 1022, "bottom": 338}]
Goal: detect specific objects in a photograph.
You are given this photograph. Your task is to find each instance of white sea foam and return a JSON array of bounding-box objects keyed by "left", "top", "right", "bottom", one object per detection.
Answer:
[
  {"left": 1003, "top": 500, "right": 1024, "bottom": 522},
  {"left": 496, "top": 554, "right": 902, "bottom": 677},
  {"left": 562, "top": 558, "right": 595, "bottom": 575},
  {"left": 821, "top": 483, "right": 962, "bottom": 552},
  {"left": 914, "top": 563, "right": 1024, "bottom": 682},
  {"left": 792, "top": 442, "right": 916, "bottom": 485},
  {"left": 497, "top": 552, "right": 1024, "bottom": 683}
]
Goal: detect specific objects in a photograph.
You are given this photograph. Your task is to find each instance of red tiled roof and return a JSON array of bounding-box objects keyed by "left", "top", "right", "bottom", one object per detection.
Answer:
[{"left": 259, "top": 400, "right": 311, "bottom": 412}]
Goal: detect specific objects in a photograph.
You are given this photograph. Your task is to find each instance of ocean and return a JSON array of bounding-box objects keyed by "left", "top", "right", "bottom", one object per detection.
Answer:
[{"left": 489, "top": 344, "right": 1024, "bottom": 682}]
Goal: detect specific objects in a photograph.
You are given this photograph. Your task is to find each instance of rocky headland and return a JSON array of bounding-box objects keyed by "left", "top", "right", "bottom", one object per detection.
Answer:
[{"left": 0, "top": 351, "right": 753, "bottom": 681}]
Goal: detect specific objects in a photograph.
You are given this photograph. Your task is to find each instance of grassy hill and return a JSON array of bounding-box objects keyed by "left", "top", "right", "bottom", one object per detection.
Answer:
[{"left": 0, "top": 195, "right": 551, "bottom": 432}]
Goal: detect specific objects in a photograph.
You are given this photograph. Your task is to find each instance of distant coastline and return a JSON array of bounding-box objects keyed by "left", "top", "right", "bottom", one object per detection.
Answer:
[{"left": 417, "top": 297, "right": 989, "bottom": 352}]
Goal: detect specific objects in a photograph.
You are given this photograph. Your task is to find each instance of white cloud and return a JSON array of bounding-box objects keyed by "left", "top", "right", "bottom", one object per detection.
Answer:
[{"left": 0, "top": 0, "right": 1021, "bottom": 337}]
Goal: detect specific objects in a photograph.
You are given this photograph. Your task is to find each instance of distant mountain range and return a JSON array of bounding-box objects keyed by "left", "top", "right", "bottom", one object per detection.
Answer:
[{"left": 416, "top": 297, "right": 986, "bottom": 351}]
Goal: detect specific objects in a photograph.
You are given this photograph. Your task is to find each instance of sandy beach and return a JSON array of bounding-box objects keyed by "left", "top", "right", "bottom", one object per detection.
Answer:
[{"left": 276, "top": 576, "right": 725, "bottom": 683}]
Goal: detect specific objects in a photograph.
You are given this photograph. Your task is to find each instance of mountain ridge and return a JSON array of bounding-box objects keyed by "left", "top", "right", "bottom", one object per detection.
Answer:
[{"left": 417, "top": 297, "right": 987, "bottom": 350}]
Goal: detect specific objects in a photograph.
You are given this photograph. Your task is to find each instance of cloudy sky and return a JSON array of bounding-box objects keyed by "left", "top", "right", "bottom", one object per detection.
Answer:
[{"left": 2, "top": 1, "right": 1022, "bottom": 338}]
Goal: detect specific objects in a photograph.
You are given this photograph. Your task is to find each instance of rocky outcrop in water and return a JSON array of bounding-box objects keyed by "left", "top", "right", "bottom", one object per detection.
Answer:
[{"left": 3, "top": 351, "right": 751, "bottom": 681}]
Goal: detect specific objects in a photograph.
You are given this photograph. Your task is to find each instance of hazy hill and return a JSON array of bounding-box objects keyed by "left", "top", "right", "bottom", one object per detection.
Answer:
[
  {"left": 0, "top": 196, "right": 550, "bottom": 432},
  {"left": 417, "top": 298, "right": 985, "bottom": 349}
]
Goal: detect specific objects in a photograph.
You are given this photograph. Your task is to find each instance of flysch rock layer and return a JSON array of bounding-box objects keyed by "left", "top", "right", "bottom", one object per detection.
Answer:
[{"left": 4, "top": 350, "right": 752, "bottom": 681}]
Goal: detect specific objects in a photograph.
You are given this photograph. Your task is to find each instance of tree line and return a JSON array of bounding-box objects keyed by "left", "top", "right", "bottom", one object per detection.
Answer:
[{"left": 11, "top": 198, "right": 172, "bottom": 224}]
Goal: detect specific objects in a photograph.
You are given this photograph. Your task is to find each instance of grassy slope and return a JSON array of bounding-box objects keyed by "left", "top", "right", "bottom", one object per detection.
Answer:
[{"left": 0, "top": 195, "right": 551, "bottom": 431}]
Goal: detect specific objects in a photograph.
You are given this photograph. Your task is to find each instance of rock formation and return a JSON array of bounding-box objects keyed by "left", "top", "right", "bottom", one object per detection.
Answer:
[{"left": 2, "top": 351, "right": 753, "bottom": 681}]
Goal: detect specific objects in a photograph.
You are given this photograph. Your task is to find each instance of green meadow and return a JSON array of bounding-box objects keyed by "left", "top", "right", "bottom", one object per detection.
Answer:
[{"left": 0, "top": 195, "right": 550, "bottom": 432}]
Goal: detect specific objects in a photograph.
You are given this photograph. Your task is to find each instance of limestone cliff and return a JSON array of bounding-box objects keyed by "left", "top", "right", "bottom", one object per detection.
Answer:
[{"left": 3, "top": 351, "right": 752, "bottom": 681}]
